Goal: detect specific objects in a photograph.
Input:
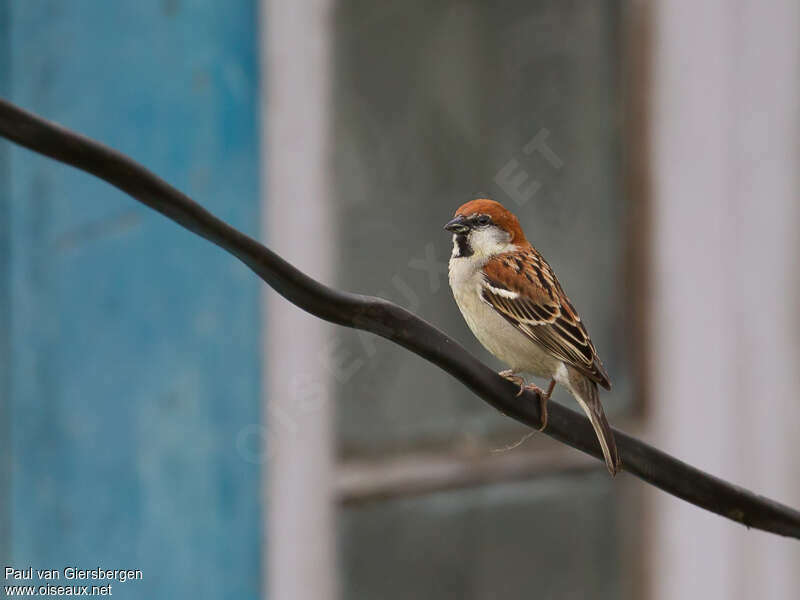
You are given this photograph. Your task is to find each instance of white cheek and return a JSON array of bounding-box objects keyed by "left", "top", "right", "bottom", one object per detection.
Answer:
[{"left": 469, "top": 227, "right": 514, "bottom": 257}]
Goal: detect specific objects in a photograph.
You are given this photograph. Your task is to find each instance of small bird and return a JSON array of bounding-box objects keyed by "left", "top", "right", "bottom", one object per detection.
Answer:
[{"left": 445, "top": 198, "right": 620, "bottom": 475}]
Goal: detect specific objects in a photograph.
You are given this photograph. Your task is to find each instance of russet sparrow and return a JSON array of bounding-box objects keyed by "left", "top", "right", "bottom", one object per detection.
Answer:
[{"left": 445, "top": 198, "right": 620, "bottom": 475}]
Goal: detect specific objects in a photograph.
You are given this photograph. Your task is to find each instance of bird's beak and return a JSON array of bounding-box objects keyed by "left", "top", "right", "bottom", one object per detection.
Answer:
[{"left": 444, "top": 215, "right": 470, "bottom": 234}]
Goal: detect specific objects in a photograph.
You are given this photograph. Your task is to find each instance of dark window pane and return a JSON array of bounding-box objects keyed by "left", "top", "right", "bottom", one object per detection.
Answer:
[
  {"left": 332, "top": 0, "right": 629, "bottom": 454},
  {"left": 340, "top": 472, "right": 621, "bottom": 600}
]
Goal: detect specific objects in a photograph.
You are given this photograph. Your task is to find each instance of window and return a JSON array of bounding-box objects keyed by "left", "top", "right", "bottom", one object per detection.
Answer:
[{"left": 328, "top": 1, "right": 645, "bottom": 598}]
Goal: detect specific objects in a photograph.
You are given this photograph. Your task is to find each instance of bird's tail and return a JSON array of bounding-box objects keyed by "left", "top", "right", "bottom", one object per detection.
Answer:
[{"left": 569, "top": 373, "right": 621, "bottom": 476}]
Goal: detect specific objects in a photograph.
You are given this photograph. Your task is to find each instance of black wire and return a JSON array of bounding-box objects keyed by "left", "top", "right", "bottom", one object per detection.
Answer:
[{"left": 1, "top": 96, "right": 799, "bottom": 539}]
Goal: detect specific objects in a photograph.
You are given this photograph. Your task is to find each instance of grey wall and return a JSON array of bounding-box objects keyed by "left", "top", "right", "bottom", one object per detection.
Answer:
[{"left": 648, "top": 0, "right": 800, "bottom": 597}]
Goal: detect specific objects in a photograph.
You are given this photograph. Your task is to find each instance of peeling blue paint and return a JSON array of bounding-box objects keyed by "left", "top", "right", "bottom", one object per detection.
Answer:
[{"left": 2, "top": 2, "right": 261, "bottom": 598}]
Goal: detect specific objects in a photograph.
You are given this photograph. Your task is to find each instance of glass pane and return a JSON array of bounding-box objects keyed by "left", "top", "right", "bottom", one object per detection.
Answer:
[
  {"left": 339, "top": 472, "right": 621, "bottom": 600},
  {"left": 332, "top": 0, "right": 629, "bottom": 455}
]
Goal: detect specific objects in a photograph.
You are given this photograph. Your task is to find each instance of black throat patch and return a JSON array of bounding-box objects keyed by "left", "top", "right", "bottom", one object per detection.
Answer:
[{"left": 454, "top": 234, "right": 474, "bottom": 258}]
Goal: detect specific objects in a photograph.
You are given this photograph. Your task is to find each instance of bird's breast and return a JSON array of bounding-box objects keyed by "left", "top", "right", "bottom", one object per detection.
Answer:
[{"left": 448, "top": 257, "right": 560, "bottom": 377}]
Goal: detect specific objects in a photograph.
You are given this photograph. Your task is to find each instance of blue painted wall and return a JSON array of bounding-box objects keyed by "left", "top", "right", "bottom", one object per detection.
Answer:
[
  {"left": 2, "top": 2, "right": 261, "bottom": 598},
  {"left": 0, "top": 0, "right": 11, "bottom": 572}
]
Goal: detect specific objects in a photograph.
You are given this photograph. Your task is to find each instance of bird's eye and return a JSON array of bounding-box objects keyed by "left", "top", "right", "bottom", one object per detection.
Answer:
[{"left": 476, "top": 215, "right": 491, "bottom": 226}]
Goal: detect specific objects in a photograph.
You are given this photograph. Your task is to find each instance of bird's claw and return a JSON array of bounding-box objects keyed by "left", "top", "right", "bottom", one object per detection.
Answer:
[
  {"left": 498, "top": 371, "right": 549, "bottom": 431},
  {"left": 515, "top": 382, "right": 544, "bottom": 398},
  {"left": 498, "top": 369, "right": 525, "bottom": 387},
  {"left": 516, "top": 383, "right": 548, "bottom": 431}
]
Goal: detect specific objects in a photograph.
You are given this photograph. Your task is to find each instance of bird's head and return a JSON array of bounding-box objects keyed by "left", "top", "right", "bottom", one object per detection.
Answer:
[{"left": 444, "top": 198, "right": 527, "bottom": 259}]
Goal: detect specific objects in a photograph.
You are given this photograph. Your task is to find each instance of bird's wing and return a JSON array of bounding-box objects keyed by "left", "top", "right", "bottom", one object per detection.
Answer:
[{"left": 480, "top": 248, "right": 611, "bottom": 389}]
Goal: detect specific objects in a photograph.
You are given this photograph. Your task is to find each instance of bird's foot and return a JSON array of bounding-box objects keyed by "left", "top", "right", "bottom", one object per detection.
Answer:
[
  {"left": 498, "top": 369, "right": 525, "bottom": 388},
  {"left": 498, "top": 371, "right": 551, "bottom": 431},
  {"left": 514, "top": 382, "right": 543, "bottom": 398},
  {"left": 536, "top": 380, "right": 556, "bottom": 431},
  {"left": 515, "top": 383, "right": 548, "bottom": 431}
]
